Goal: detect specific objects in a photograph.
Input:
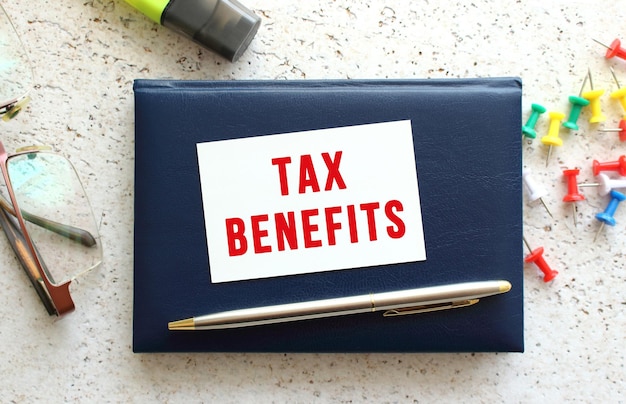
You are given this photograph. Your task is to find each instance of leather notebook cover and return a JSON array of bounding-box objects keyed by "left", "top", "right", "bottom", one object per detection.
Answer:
[{"left": 133, "top": 78, "right": 524, "bottom": 353}]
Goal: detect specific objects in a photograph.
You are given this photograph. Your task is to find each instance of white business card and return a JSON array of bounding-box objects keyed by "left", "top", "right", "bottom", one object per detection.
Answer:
[{"left": 196, "top": 120, "right": 426, "bottom": 283}]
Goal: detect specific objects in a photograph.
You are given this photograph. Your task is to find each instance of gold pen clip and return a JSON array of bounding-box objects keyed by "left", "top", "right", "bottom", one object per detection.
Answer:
[{"left": 382, "top": 299, "right": 480, "bottom": 317}]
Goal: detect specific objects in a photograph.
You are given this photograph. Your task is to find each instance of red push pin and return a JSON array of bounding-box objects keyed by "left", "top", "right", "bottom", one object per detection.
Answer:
[
  {"left": 594, "top": 38, "right": 626, "bottom": 61},
  {"left": 599, "top": 120, "right": 626, "bottom": 142},
  {"left": 563, "top": 168, "right": 585, "bottom": 227},
  {"left": 523, "top": 237, "right": 558, "bottom": 282},
  {"left": 592, "top": 155, "right": 626, "bottom": 176}
]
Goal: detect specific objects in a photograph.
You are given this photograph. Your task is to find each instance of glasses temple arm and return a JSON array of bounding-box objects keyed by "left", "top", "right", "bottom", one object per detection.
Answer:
[
  {"left": 0, "top": 196, "right": 96, "bottom": 247},
  {"left": 0, "top": 201, "right": 56, "bottom": 315}
]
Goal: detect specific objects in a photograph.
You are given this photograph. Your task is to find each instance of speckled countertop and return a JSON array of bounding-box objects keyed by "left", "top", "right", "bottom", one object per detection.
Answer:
[{"left": 0, "top": 0, "right": 624, "bottom": 402}]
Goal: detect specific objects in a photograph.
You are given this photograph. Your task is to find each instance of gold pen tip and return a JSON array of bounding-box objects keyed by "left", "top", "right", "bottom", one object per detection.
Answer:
[
  {"left": 168, "top": 318, "right": 195, "bottom": 330},
  {"left": 500, "top": 281, "right": 512, "bottom": 293}
]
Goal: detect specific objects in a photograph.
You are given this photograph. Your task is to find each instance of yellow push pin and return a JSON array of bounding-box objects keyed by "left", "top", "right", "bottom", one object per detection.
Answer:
[
  {"left": 582, "top": 69, "right": 606, "bottom": 123},
  {"left": 541, "top": 111, "right": 565, "bottom": 167},
  {"left": 609, "top": 67, "right": 626, "bottom": 118}
]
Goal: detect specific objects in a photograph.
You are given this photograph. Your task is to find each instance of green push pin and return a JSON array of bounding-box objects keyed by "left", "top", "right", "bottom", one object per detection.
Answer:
[
  {"left": 563, "top": 73, "right": 590, "bottom": 130},
  {"left": 522, "top": 103, "right": 547, "bottom": 139}
]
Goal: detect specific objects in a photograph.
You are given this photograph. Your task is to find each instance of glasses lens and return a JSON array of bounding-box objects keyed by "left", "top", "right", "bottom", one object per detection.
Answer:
[
  {"left": 0, "top": 5, "right": 33, "bottom": 111},
  {"left": 6, "top": 152, "right": 102, "bottom": 285}
]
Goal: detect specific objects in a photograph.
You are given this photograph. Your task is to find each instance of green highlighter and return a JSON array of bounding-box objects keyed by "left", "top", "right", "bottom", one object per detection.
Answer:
[{"left": 125, "top": 0, "right": 261, "bottom": 62}]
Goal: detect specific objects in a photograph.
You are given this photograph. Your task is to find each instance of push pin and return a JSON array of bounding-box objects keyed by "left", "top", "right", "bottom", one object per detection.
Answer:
[
  {"left": 593, "top": 38, "right": 626, "bottom": 62},
  {"left": 579, "top": 173, "right": 626, "bottom": 196},
  {"left": 593, "top": 190, "right": 626, "bottom": 243},
  {"left": 592, "top": 155, "right": 626, "bottom": 176},
  {"left": 598, "top": 119, "right": 626, "bottom": 142},
  {"left": 609, "top": 68, "right": 626, "bottom": 118},
  {"left": 563, "top": 74, "right": 590, "bottom": 130},
  {"left": 541, "top": 111, "right": 565, "bottom": 167},
  {"left": 522, "top": 168, "right": 553, "bottom": 218},
  {"left": 581, "top": 69, "right": 606, "bottom": 123},
  {"left": 523, "top": 237, "right": 558, "bottom": 282},
  {"left": 563, "top": 168, "right": 585, "bottom": 227},
  {"left": 523, "top": 103, "right": 547, "bottom": 140}
]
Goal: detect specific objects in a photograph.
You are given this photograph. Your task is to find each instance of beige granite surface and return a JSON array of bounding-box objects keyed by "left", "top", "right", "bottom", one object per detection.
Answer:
[{"left": 0, "top": 0, "right": 624, "bottom": 402}]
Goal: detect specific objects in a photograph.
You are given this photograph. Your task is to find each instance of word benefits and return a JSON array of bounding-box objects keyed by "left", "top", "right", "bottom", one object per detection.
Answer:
[{"left": 225, "top": 151, "right": 407, "bottom": 256}]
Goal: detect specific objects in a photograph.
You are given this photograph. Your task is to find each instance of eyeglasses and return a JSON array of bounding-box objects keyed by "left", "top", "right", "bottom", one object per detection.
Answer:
[{"left": 0, "top": 5, "right": 102, "bottom": 316}]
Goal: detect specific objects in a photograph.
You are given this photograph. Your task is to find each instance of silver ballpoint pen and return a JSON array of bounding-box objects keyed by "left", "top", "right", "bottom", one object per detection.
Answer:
[{"left": 168, "top": 280, "right": 512, "bottom": 331}]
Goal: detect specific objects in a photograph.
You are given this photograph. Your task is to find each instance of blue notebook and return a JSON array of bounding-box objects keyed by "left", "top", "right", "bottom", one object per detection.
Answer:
[{"left": 133, "top": 79, "right": 524, "bottom": 352}]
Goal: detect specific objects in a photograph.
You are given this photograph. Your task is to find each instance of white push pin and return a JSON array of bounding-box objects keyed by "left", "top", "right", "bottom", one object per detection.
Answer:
[
  {"left": 579, "top": 173, "right": 626, "bottom": 196},
  {"left": 522, "top": 168, "right": 553, "bottom": 218}
]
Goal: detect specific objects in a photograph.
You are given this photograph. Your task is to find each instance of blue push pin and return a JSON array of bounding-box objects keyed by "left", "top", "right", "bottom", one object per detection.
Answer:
[
  {"left": 563, "top": 74, "right": 590, "bottom": 130},
  {"left": 522, "top": 103, "right": 547, "bottom": 139},
  {"left": 593, "top": 190, "right": 626, "bottom": 242}
]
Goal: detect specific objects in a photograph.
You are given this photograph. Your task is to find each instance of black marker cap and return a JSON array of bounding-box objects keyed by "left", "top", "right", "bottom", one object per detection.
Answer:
[{"left": 162, "top": 0, "right": 261, "bottom": 62}]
